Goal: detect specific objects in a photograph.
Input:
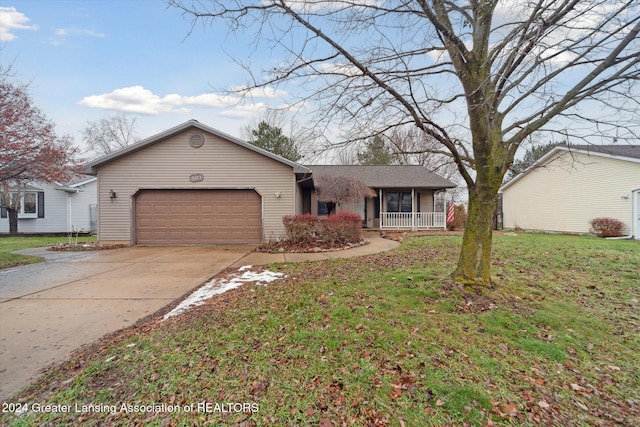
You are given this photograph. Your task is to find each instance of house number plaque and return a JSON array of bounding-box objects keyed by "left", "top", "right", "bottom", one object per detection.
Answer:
[{"left": 189, "top": 173, "right": 204, "bottom": 183}]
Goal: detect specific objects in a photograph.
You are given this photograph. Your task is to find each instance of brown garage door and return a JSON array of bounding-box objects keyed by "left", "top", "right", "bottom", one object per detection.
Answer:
[{"left": 135, "top": 189, "right": 262, "bottom": 244}]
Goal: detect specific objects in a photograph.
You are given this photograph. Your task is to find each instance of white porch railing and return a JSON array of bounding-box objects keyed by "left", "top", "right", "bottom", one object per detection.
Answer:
[{"left": 380, "top": 212, "right": 446, "bottom": 229}]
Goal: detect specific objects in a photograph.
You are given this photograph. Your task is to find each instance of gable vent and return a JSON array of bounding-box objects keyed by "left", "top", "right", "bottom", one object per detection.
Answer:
[{"left": 189, "top": 132, "right": 204, "bottom": 148}]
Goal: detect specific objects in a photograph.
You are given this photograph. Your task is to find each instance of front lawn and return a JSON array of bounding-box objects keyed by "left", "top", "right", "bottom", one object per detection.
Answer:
[
  {"left": 2, "top": 233, "right": 638, "bottom": 426},
  {"left": 0, "top": 235, "right": 96, "bottom": 269}
]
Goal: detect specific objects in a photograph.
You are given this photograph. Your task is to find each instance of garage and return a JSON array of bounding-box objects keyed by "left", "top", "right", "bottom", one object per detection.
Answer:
[{"left": 135, "top": 189, "right": 262, "bottom": 245}]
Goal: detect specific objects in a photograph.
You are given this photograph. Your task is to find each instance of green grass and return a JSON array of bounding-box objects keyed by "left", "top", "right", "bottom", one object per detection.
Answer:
[
  {"left": 1, "top": 233, "right": 638, "bottom": 426},
  {"left": 0, "top": 235, "right": 96, "bottom": 269}
]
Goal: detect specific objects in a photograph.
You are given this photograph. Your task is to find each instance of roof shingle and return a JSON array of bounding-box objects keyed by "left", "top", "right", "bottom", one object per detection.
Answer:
[
  {"left": 568, "top": 145, "right": 640, "bottom": 160},
  {"left": 306, "top": 165, "right": 456, "bottom": 189}
]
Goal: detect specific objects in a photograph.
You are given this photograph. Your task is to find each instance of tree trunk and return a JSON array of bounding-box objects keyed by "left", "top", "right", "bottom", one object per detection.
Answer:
[
  {"left": 8, "top": 208, "right": 18, "bottom": 235},
  {"left": 452, "top": 184, "right": 498, "bottom": 286}
]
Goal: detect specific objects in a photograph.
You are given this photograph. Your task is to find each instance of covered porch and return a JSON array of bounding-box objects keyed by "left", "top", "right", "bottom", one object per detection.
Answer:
[
  {"left": 299, "top": 165, "right": 456, "bottom": 230},
  {"left": 380, "top": 212, "right": 446, "bottom": 229},
  {"left": 375, "top": 188, "right": 447, "bottom": 230}
]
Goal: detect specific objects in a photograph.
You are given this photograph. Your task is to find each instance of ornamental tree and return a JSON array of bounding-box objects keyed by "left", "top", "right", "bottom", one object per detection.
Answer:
[
  {"left": 0, "top": 74, "right": 80, "bottom": 234},
  {"left": 170, "top": 0, "right": 640, "bottom": 285}
]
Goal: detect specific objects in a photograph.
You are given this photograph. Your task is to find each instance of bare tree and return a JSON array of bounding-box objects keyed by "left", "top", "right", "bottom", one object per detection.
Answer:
[
  {"left": 82, "top": 113, "right": 139, "bottom": 157},
  {"left": 170, "top": 0, "right": 640, "bottom": 286},
  {"left": 388, "top": 126, "right": 460, "bottom": 181}
]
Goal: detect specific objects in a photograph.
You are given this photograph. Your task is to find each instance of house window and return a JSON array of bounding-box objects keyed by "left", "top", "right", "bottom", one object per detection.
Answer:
[
  {"left": 22, "top": 192, "right": 37, "bottom": 216},
  {"left": 386, "top": 192, "right": 413, "bottom": 213},
  {"left": 318, "top": 201, "right": 329, "bottom": 215},
  {"left": 1, "top": 192, "right": 43, "bottom": 219},
  {"left": 317, "top": 201, "right": 337, "bottom": 215}
]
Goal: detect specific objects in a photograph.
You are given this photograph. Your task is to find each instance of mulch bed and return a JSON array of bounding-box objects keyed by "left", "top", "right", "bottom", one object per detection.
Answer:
[
  {"left": 381, "top": 229, "right": 464, "bottom": 241},
  {"left": 48, "top": 242, "right": 129, "bottom": 252},
  {"left": 256, "top": 239, "right": 369, "bottom": 253}
]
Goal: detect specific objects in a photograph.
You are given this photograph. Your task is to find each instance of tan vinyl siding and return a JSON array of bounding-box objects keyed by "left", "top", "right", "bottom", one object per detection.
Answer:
[
  {"left": 502, "top": 150, "right": 640, "bottom": 234},
  {"left": 97, "top": 130, "right": 295, "bottom": 242}
]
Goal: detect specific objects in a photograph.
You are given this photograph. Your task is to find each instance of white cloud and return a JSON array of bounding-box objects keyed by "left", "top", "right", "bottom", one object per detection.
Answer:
[
  {"left": 49, "top": 27, "right": 106, "bottom": 45},
  {"left": 220, "top": 103, "right": 270, "bottom": 119},
  {"left": 79, "top": 86, "right": 187, "bottom": 114},
  {"left": 79, "top": 85, "right": 290, "bottom": 116},
  {"left": 317, "top": 62, "right": 362, "bottom": 77},
  {"left": 278, "top": 0, "right": 381, "bottom": 13},
  {"left": 0, "top": 7, "right": 38, "bottom": 41},
  {"left": 229, "top": 85, "right": 290, "bottom": 99}
]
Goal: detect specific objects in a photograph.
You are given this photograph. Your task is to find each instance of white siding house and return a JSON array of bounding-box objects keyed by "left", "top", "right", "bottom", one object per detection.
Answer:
[
  {"left": 0, "top": 177, "right": 97, "bottom": 234},
  {"left": 499, "top": 145, "right": 640, "bottom": 238}
]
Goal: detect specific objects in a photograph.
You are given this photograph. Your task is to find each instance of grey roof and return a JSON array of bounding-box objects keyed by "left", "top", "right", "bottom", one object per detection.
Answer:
[
  {"left": 567, "top": 144, "right": 640, "bottom": 160},
  {"left": 306, "top": 165, "right": 456, "bottom": 189},
  {"left": 83, "top": 120, "right": 311, "bottom": 175}
]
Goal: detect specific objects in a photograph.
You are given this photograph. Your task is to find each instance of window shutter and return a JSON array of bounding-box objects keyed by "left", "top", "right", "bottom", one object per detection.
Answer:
[
  {"left": 1, "top": 207, "right": 6, "bottom": 218},
  {"left": 37, "top": 192, "right": 45, "bottom": 218}
]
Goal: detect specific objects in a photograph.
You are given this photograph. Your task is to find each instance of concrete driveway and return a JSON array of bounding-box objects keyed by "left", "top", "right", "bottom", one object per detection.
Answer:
[{"left": 0, "top": 245, "right": 252, "bottom": 400}]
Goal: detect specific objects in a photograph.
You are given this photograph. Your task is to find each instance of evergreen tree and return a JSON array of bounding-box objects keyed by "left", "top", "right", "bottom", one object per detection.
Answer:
[
  {"left": 357, "top": 136, "right": 397, "bottom": 165},
  {"left": 508, "top": 141, "right": 567, "bottom": 180},
  {"left": 248, "top": 121, "right": 301, "bottom": 162}
]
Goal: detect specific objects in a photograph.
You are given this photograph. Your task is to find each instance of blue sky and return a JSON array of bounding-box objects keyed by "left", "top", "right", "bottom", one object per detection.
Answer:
[
  {"left": 1, "top": 0, "right": 288, "bottom": 154},
  {"left": 2, "top": 1, "right": 637, "bottom": 164}
]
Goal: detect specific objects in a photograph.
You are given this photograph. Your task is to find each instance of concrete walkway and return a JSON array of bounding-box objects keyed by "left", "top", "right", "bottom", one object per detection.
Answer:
[
  {"left": 0, "top": 232, "right": 399, "bottom": 401},
  {"left": 230, "top": 231, "right": 400, "bottom": 268}
]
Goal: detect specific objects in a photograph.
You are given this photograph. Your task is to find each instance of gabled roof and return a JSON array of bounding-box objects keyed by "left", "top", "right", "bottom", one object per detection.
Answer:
[
  {"left": 500, "top": 144, "right": 640, "bottom": 192},
  {"left": 83, "top": 120, "right": 311, "bottom": 175},
  {"left": 306, "top": 165, "right": 456, "bottom": 189},
  {"left": 568, "top": 144, "right": 640, "bottom": 160}
]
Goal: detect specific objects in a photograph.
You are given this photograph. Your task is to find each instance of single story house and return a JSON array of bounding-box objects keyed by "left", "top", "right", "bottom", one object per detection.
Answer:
[
  {"left": 300, "top": 165, "right": 456, "bottom": 229},
  {"left": 499, "top": 145, "right": 640, "bottom": 238},
  {"left": 0, "top": 177, "right": 97, "bottom": 234},
  {"left": 84, "top": 120, "right": 455, "bottom": 245}
]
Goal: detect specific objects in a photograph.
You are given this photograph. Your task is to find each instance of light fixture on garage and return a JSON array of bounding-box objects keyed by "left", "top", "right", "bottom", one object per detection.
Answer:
[
  {"left": 109, "top": 189, "right": 117, "bottom": 201},
  {"left": 275, "top": 192, "right": 281, "bottom": 198}
]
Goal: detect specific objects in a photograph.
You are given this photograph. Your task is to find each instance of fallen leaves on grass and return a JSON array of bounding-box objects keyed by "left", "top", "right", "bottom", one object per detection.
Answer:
[{"left": 4, "top": 234, "right": 639, "bottom": 427}]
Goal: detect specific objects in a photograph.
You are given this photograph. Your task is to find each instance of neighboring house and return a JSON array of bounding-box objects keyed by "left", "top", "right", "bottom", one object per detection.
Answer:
[
  {"left": 499, "top": 145, "right": 640, "bottom": 238},
  {"left": 0, "top": 177, "right": 97, "bottom": 234},
  {"left": 84, "top": 120, "right": 456, "bottom": 245}
]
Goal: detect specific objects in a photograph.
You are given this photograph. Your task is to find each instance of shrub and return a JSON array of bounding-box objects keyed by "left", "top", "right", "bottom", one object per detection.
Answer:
[
  {"left": 447, "top": 205, "right": 467, "bottom": 231},
  {"left": 589, "top": 217, "right": 624, "bottom": 238},
  {"left": 320, "top": 212, "right": 363, "bottom": 244},
  {"left": 282, "top": 214, "right": 319, "bottom": 244}
]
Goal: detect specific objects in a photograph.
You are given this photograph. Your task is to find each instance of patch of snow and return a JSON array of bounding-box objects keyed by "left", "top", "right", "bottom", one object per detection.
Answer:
[{"left": 163, "top": 267, "right": 285, "bottom": 320}]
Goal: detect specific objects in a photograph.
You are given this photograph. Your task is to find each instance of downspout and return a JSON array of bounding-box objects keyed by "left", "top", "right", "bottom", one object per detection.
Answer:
[
  {"left": 605, "top": 188, "right": 638, "bottom": 240},
  {"left": 67, "top": 192, "right": 72, "bottom": 233}
]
